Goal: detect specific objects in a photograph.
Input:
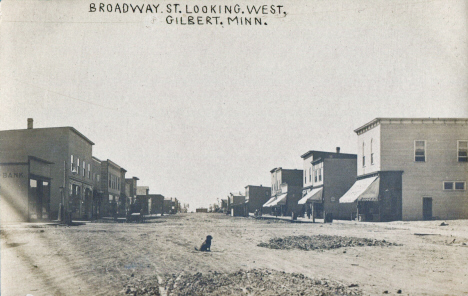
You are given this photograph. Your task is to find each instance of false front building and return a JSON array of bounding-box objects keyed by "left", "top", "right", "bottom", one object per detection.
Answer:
[
  {"left": 245, "top": 185, "right": 271, "bottom": 214},
  {"left": 298, "top": 148, "right": 357, "bottom": 221},
  {"left": 340, "top": 118, "right": 468, "bottom": 221},
  {"left": 263, "top": 168, "right": 302, "bottom": 216}
]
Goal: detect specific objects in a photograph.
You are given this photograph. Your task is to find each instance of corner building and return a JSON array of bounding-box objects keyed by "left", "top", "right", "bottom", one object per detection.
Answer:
[{"left": 340, "top": 118, "right": 468, "bottom": 221}]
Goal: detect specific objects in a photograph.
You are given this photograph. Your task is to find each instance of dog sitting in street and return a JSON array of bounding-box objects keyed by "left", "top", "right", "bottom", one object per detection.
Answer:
[{"left": 195, "top": 235, "right": 213, "bottom": 252}]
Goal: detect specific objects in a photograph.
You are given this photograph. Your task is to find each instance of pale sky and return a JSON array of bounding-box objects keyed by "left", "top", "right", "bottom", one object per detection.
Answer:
[{"left": 1, "top": 0, "right": 467, "bottom": 210}]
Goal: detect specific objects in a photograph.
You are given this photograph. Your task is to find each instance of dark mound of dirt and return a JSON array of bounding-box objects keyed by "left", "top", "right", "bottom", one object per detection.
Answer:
[
  {"left": 164, "top": 269, "right": 362, "bottom": 295},
  {"left": 258, "top": 235, "right": 400, "bottom": 251},
  {"left": 120, "top": 275, "right": 160, "bottom": 295}
]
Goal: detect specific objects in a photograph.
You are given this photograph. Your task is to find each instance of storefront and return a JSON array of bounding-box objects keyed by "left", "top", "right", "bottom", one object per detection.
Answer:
[
  {"left": 339, "top": 172, "right": 402, "bottom": 222},
  {"left": 0, "top": 156, "right": 53, "bottom": 223}
]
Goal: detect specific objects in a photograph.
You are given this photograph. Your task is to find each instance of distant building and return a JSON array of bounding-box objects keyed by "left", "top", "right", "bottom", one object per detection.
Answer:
[
  {"left": 0, "top": 119, "right": 95, "bottom": 222},
  {"left": 340, "top": 118, "right": 468, "bottom": 221},
  {"left": 99, "top": 159, "right": 126, "bottom": 217},
  {"left": 196, "top": 208, "right": 208, "bottom": 213},
  {"left": 148, "top": 194, "right": 164, "bottom": 214},
  {"left": 136, "top": 186, "right": 150, "bottom": 214},
  {"left": 163, "top": 198, "right": 172, "bottom": 214},
  {"left": 91, "top": 157, "right": 103, "bottom": 218},
  {"left": 220, "top": 199, "right": 228, "bottom": 213},
  {"left": 245, "top": 185, "right": 271, "bottom": 214},
  {"left": 298, "top": 148, "right": 357, "bottom": 221},
  {"left": 229, "top": 192, "right": 246, "bottom": 216},
  {"left": 125, "top": 176, "right": 139, "bottom": 210},
  {"left": 263, "top": 168, "right": 303, "bottom": 216}
]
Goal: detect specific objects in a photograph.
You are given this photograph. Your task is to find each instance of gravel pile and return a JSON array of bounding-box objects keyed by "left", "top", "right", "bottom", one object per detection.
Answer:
[
  {"left": 258, "top": 235, "right": 399, "bottom": 251},
  {"left": 120, "top": 276, "right": 160, "bottom": 295},
  {"left": 164, "top": 269, "right": 362, "bottom": 295}
]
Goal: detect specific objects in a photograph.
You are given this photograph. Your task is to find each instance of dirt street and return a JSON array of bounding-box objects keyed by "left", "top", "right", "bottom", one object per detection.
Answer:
[{"left": 1, "top": 213, "right": 467, "bottom": 295}]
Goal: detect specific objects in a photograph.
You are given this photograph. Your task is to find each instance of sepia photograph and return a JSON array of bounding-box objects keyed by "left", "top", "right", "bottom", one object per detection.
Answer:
[{"left": 0, "top": 0, "right": 467, "bottom": 295}]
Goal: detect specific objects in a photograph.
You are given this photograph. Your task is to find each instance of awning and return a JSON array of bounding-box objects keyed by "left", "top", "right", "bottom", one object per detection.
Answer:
[
  {"left": 263, "top": 196, "right": 277, "bottom": 208},
  {"left": 339, "top": 176, "right": 380, "bottom": 203},
  {"left": 269, "top": 193, "right": 287, "bottom": 207},
  {"left": 298, "top": 187, "right": 323, "bottom": 204}
]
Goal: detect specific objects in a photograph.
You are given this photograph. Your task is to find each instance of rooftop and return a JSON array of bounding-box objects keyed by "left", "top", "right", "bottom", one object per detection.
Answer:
[
  {"left": 355, "top": 117, "right": 468, "bottom": 134},
  {"left": 0, "top": 126, "right": 95, "bottom": 145}
]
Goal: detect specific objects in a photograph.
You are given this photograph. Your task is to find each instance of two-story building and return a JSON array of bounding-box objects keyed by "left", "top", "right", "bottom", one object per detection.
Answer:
[
  {"left": 245, "top": 185, "right": 271, "bottom": 214},
  {"left": 0, "top": 119, "right": 95, "bottom": 222},
  {"left": 340, "top": 118, "right": 468, "bottom": 221},
  {"left": 298, "top": 148, "right": 357, "bottom": 221},
  {"left": 91, "top": 156, "right": 103, "bottom": 219},
  {"left": 100, "top": 159, "right": 126, "bottom": 217},
  {"left": 125, "top": 176, "right": 139, "bottom": 211},
  {"left": 263, "top": 168, "right": 303, "bottom": 216}
]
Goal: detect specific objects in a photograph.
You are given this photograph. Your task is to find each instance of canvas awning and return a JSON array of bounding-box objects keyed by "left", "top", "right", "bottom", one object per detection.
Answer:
[
  {"left": 339, "top": 176, "right": 380, "bottom": 203},
  {"left": 262, "top": 196, "right": 276, "bottom": 208},
  {"left": 298, "top": 187, "right": 323, "bottom": 204},
  {"left": 268, "top": 193, "right": 288, "bottom": 207}
]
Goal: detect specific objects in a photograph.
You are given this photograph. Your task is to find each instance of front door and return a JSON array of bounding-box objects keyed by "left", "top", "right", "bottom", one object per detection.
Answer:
[
  {"left": 29, "top": 178, "right": 51, "bottom": 221},
  {"left": 422, "top": 197, "right": 432, "bottom": 220}
]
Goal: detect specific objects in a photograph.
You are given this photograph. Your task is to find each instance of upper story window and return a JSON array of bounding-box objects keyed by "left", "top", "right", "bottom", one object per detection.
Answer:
[
  {"left": 313, "top": 162, "right": 323, "bottom": 183},
  {"left": 414, "top": 140, "right": 426, "bottom": 162},
  {"left": 83, "top": 161, "right": 86, "bottom": 177},
  {"left": 370, "top": 139, "right": 374, "bottom": 165},
  {"left": 77, "top": 158, "right": 80, "bottom": 174},
  {"left": 304, "top": 170, "right": 307, "bottom": 184},
  {"left": 309, "top": 168, "right": 311, "bottom": 182},
  {"left": 70, "top": 155, "right": 75, "bottom": 171},
  {"left": 458, "top": 141, "right": 467, "bottom": 162},
  {"left": 362, "top": 142, "right": 365, "bottom": 167},
  {"left": 88, "top": 164, "right": 91, "bottom": 178}
]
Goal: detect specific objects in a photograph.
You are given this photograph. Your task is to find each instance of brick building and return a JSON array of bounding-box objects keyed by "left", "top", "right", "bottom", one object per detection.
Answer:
[{"left": 0, "top": 119, "right": 95, "bottom": 221}]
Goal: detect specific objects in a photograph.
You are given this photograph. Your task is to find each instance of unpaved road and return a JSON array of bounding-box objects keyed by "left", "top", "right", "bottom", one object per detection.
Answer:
[{"left": 2, "top": 213, "right": 468, "bottom": 295}]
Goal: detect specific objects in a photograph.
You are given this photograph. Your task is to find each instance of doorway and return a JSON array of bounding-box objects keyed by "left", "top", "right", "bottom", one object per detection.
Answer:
[
  {"left": 29, "top": 178, "right": 51, "bottom": 221},
  {"left": 422, "top": 197, "right": 432, "bottom": 220}
]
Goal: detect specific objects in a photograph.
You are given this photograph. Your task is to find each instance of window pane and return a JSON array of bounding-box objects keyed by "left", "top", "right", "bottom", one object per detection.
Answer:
[
  {"left": 455, "top": 182, "right": 465, "bottom": 190},
  {"left": 30, "top": 179, "right": 37, "bottom": 187},
  {"left": 444, "top": 182, "right": 453, "bottom": 190}
]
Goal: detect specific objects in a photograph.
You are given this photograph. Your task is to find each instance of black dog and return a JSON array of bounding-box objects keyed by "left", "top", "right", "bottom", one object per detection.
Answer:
[{"left": 195, "top": 235, "right": 213, "bottom": 252}]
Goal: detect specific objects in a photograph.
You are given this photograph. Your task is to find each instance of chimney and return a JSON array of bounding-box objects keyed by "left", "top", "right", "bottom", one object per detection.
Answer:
[
  {"left": 27, "top": 118, "right": 34, "bottom": 129},
  {"left": 336, "top": 147, "right": 341, "bottom": 153}
]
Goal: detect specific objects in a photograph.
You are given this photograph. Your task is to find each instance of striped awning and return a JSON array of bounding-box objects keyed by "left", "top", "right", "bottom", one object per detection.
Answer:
[
  {"left": 268, "top": 193, "right": 288, "bottom": 207},
  {"left": 339, "top": 176, "right": 379, "bottom": 203},
  {"left": 263, "top": 196, "right": 277, "bottom": 208},
  {"left": 298, "top": 187, "right": 323, "bottom": 204}
]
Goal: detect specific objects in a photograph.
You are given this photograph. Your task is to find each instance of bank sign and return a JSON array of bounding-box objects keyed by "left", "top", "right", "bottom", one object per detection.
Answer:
[{"left": 3, "top": 172, "right": 25, "bottom": 178}]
